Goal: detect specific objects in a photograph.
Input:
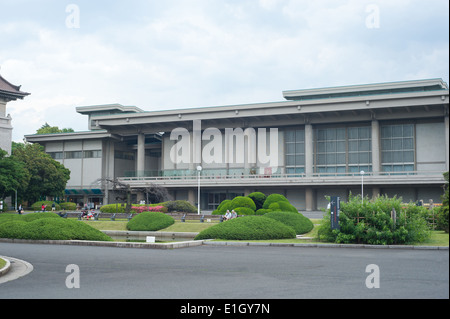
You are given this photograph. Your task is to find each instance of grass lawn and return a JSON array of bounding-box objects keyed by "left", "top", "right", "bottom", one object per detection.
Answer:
[
  {"left": 78, "top": 217, "right": 449, "bottom": 246},
  {"left": 80, "top": 219, "right": 219, "bottom": 233},
  {"left": 0, "top": 258, "right": 6, "bottom": 269}
]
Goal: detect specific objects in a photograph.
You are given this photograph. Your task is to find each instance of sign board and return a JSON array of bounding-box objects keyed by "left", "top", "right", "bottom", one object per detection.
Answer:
[{"left": 330, "top": 196, "right": 340, "bottom": 230}]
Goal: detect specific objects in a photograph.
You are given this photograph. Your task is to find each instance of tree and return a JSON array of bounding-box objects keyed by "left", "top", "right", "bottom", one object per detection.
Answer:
[
  {"left": 12, "top": 143, "right": 71, "bottom": 203},
  {"left": 0, "top": 148, "right": 30, "bottom": 203},
  {"left": 438, "top": 172, "right": 449, "bottom": 233},
  {"left": 36, "top": 123, "right": 74, "bottom": 134}
]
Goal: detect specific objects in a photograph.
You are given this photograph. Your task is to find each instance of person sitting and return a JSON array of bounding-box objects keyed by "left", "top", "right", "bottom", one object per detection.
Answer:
[
  {"left": 231, "top": 210, "right": 237, "bottom": 219},
  {"left": 224, "top": 210, "right": 232, "bottom": 221}
]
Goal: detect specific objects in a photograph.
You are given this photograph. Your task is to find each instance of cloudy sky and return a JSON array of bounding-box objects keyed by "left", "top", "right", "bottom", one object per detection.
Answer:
[{"left": 0, "top": 0, "right": 448, "bottom": 142}]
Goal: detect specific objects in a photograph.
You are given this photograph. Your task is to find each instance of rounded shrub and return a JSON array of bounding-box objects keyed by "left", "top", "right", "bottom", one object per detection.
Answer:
[
  {"left": 263, "top": 211, "right": 314, "bottom": 235},
  {"left": 262, "top": 194, "right": 289, "bottom": 209},
  {"left": 233, "top": 207, "right": 255, "bottom": 215},
  {"left": 126, "top": 212, "right": 175, "bottom": 231},
  {"left": 195, "top": 216, "right": 296, "bottom": 240},
  {"left": 268, "top": 201, "right": 298, "bottom": 213},
  {"left": 0, "top": 213, "right": 112, "bottom": 241},
  {"left": 230, "top": 196, "right": 256, "bottom": 211},
  {"left": 255, "top": 208, "right": 272, "bottom": 215},
  {"left": 212, "top": 200, "right": 232, "bottom": 215},
  {"left": 247, "top": 192, "right": 267, "bottom": 210}
]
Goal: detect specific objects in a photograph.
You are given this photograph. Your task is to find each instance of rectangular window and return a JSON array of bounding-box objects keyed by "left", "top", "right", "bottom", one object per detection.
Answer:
[
  {"left": 381, "top": 124, "right": 415, "bottom": 173},
  {"left": 84, "top": 150, "right": 102, "bottom": 158},
  {"left": 285, "top": 128, "right": 305, "bottom": 175},
  {"left": 314, "top": 126, "right": 372, "bottom": 174},
  {"left": 65, "top": 151, "right": 83, "bottom": 159},
  {"left": 48, "top": 152, "right": 63, "bottom": 160},
  {"left": 115, "top": 150, "right": 135, "bottom": 160}
]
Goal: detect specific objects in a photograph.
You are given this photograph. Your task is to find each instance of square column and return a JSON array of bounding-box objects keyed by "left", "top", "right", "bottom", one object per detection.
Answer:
[
  {"left": 137, "top": 133, "right": 145, "bottom": 177},
  {"left": 305, "top": 124, "right": 314, "bottom": 177}
]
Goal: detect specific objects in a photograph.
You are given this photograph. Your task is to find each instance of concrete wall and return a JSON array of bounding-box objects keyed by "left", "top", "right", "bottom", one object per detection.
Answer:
[{"left": 416, "top": 121, "right": 446, "bottom": 172}]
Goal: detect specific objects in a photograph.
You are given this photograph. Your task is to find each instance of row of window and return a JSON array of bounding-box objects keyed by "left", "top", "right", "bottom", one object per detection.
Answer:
[
  {"left": 285, "top": 124, "right": 415, "bottom": 174},
  {"left": 48, "top": 150, "right": 102, "bottom": 160},
  {"left": 47, "top": 124, "right": 416, "bottom": 174}
]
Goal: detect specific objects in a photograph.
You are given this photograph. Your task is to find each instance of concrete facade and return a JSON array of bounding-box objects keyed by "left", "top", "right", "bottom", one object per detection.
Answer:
[{"left": 26, "top": 79, "right": 449, "bottom": 211}]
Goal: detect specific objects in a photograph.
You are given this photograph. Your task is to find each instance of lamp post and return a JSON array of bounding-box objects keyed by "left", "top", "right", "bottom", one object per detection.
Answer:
[
  {"left": 360, "top": 170, "right": 365, "bottom": 205},
  {"left": 197, "top": 166, "right": 202, "bottom": 215}
]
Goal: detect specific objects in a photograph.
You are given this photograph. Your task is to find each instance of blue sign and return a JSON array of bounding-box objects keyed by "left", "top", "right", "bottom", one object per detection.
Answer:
[{"left": 330, "top": 196, "right": 340, "bottom": 230}]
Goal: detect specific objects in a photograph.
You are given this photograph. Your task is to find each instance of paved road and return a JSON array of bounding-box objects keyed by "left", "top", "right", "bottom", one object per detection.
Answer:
[{"left": 0, "top": 242, "right": 448, "bottom": 299}]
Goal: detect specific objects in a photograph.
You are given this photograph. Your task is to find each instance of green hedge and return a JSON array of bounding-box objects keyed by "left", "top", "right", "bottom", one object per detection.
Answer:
[
  {"left": 233, "top": 207, "right": 255, "bottom": 215},
  {"left": 59, "top": 202, "right": 77, "bottom": 210},
  {"left": 268, "top": 201, "right": 298, "bottom": 213},
  {"left": 126, "top": 212, "right": 175, "bottom": 231},
  {"left": 100, "top": 200, "right": 196, "bottom": 214},
  {"left": 262, "top": 194, "right": 289, "bottom": 209},
  {"left": 248, "top": 192, "right": 266, "bottom": 210},
  {"left": 194, "top": 216, "right": 296, "bottom": 240},
  {"left": 0, "top": 213, "right": 112, "bottom": 241},
  {"left": 230, "top": 196, "right": 256, "bottom": 211},
  {"left": 212, "top": 200, "right": 232, "bottom": 215},
  {"left": 31, "top": 201, "right": 61, "bottom": 211},
  {"left": 264, "top": 211, "right": 313, "bottom": 235}
]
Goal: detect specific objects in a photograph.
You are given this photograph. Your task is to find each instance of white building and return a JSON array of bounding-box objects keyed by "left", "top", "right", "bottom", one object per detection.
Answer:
[{"left": 26, "top": 79, "right": 449, "bottom": 211}]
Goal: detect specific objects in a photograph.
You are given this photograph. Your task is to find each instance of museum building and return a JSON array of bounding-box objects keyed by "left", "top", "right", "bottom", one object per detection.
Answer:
[{"left": 25, "top": 79, "right": 449, "bottom": 211}]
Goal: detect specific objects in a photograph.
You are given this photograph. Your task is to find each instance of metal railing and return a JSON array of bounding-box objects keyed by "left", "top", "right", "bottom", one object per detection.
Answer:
[{"left": 118, "top": 169, "right": 446, "bottom": 185}]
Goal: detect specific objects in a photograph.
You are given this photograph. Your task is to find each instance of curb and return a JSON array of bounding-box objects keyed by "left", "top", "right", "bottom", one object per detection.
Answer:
[
  {"left": 0, "top": 238, "right": 447, "bottom": 250},
  {"left": 202, "top": 241, "right": 449, "bottom": 250},
  {"left": 0, "top": 238, "right": 206, "bottom": 250},
  {"left": 0, "top": 257, "right": 11, "bottom": 277}
]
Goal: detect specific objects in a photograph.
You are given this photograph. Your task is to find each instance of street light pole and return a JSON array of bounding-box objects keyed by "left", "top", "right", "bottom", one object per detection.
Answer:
[{"left": 197, "top": 166, "right": 202, "bottom": 215}]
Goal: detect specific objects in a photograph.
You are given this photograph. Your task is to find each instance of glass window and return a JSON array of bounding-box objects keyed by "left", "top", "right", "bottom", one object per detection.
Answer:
[
  {"left": 285, "top": 128, "right": 305, "bottom": 174},
  {"left": 315, "top": 125, "right": 371, "bottom": 174},
  {"left": 381, "top": 124, "right": 415, "bottom": 173},
  {"left": 65, "top": 151, "right": 82, "bottom": 159}
]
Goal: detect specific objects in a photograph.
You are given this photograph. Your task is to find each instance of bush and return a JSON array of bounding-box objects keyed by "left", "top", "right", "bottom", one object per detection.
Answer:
[
  {"left": 437, "top": 171, "right": 449, "bottom": 233},
  {"left": 101, "top": 200, "right": 196, "bottom": 214},
  {"left": 247, "top": 192, "right": 266, "bottom": 210},
  {"left": 59, "top": 202, "right": 77, "bottom": 211},
  {"left": 0, "top": 213, "right": 112, "bottom": 241},
  {"left": 262, "top": 194, "right": 289, "bottom": 209},
  {"left": 194, "top": 216, "right": 296, "bottom": 240},
  {"left": 263, "top": 211, "right": 314, "bottom": 235},
  {"left": 233, "top": 207, "right": 255, "bottom": 215},
  {"left": 268, "top": 201, "right": 298, "bottom": 213},
  {"left": 212, "top": 200, "right": 232, "bottom": 215},
  {"left": 255, "top": 208, "right": 272, "bottom": 215},
  {"left": 317, "top": 194, "right": 431, "bottom": 245},
  {"left": 31, "top": 201, "right": 61, "bottom": 212},
  {"left": 162, "top": 200, "right": 197, "bottom": 214},
  {"left": 100, "top": 203, "right": 127, "bottom": 214},
  {"left": 131, "top": 206, "right": 167, "bottom": 214},
  {"left": 126, "top": 212, "right": 175, "bottom": 231},
  {"left": 230, "top": 196, "right": 256, "bottom": 211}
]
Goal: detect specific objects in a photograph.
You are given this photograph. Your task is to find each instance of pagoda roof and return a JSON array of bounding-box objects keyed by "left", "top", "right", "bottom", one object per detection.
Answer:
[{"left": 0, "top": 73, "right": 30, "bottom": 101}]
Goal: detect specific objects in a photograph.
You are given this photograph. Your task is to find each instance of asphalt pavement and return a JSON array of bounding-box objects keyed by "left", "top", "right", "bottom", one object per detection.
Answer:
[{"left": 0, "top": 242, "right": 448, "bottom": 299}]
